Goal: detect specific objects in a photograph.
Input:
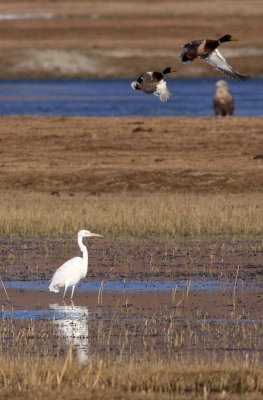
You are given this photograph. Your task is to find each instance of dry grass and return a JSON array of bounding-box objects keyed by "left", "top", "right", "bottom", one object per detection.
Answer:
[
  {"left": 1, "top": 351, "right": 263, "bottom": 399},
  {"left": 1, "top": 191, "right": 263, "bottom": 237}
]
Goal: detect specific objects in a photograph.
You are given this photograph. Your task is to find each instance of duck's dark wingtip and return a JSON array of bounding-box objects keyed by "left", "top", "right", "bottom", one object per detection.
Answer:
[
  {"left": 179, "top": 55, "right": 188, "bottom": 63},
  {"left": 235, "top": 74, "right": 250, "bottom": 81}
]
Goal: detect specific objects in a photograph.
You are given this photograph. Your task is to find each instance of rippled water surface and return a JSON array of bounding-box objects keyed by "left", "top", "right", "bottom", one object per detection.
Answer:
[
  {"left": 0, "top": 78, "right": 261, "bottom": 116},
  {"left": 2, "top": 278, "right": 235, "bottom": 292}
]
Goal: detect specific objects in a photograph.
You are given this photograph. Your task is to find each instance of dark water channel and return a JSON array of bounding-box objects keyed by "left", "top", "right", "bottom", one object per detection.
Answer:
[{"left": 0, "top": 78, "right": 261, "bottom": 116}]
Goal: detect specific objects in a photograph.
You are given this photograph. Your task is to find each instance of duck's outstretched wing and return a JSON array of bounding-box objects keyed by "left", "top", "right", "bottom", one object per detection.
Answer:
[
  {"left": 154, "top": 80, "right": 172, "bottom": 102},
  {"left": 131, "top": 72, "right": 172, "bottom": 101},
  {"left": 203, "top": 49, "right": 249, "bottom": 81},
  {"left": 179, "top": 40, "right": 203, "bottom": 62},
  {"left": 131, "top": 72, "right": 159, "bottom": 94},
  {"left": 137, "top": 72, "right": 159, "bottom": 93}
]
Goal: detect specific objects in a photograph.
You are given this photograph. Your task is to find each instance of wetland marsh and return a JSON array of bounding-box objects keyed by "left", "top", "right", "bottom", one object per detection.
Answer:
[
  {"left": 0, "top": 0, "right": 263, "bottom": 397},
  {"left": 1, "top": 115, "right": 263, "bottom": 398}
]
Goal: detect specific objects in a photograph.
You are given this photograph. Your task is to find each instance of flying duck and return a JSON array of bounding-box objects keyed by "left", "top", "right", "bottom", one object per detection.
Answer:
[
  {"left": 131, "top": 67, "right": 176, "bottom": 102},
  {"left": 214, "top": 80, "right": 234, "bottom": 116},
  {"left": 179, "top": 35, "right": 249, "bottom": 81}
]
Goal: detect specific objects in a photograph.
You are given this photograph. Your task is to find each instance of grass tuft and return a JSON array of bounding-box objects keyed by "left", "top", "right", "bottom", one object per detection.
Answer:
[{"left": 1, "top": 353, "right": 263, "bottom": 399}]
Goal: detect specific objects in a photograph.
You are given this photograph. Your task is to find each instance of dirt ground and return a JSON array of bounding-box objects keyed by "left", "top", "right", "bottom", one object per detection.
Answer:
[
  {"left": 0, "top": 0, "right": 261, "bottom": 78},
  {"left": 0, "top": 116, "right": 262, "bottom": 194}
]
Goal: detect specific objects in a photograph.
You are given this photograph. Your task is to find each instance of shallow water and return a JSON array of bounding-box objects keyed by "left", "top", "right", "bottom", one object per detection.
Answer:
[
  {"left": 1, "top": 291, "right": 263, "bottom": 362},
  {"left": 2, "top": 278, "right": 238, "bottom": 292},
  {"left": 0, "top": 78, "right": 261, "bottom": 116},
  {"left": 1, "top": 306, "right": 262, "bottom": 325},
  {"left": 1, "top": 236, "right": 263, "bottom": 361}
]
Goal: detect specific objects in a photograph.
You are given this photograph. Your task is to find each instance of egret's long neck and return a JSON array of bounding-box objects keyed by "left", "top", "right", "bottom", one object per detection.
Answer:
[{"left": 78, "top": 236, "right": 88, "bottom": 272}]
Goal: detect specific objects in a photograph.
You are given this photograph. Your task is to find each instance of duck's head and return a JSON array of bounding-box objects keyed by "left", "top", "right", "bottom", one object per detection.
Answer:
[
  {"left": 162, "top": 67, "right": 176, "bottom": 75},
  {"left": 219, "top": 34, "right": 239, "bottom": 43}
]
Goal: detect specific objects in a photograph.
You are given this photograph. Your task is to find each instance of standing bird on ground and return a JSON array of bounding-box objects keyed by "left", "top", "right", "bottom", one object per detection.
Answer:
[
  {"left": 131, "top": 67, "right": 176, "bottom": 102},
  {"left": 179, "top": 35, "right": 249, "bottom": 81},
  {"left": 214, "top": 80, "right": 234, "bottom": 116},
  {"left": 49, "top": 229, "right": 103, "bottom": 300}
]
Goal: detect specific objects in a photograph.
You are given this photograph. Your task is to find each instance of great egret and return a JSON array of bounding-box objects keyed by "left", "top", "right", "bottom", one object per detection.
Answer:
[
  {"left": 49, "top": 229, "right": 103, "bottom": 299},
  {"left": 179, "top": 35, "right": 249, "bottom": 80},
  {"left": 131, "top": 67, "right": 176, "bottom": 102}
]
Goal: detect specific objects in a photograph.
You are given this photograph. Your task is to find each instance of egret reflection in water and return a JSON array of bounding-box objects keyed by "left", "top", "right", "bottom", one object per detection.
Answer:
[{"left": 50, "top": 303, "right": 89, "bottom": 363}]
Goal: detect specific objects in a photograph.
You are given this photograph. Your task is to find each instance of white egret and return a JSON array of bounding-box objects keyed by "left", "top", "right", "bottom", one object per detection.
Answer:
[{"left": 49, "top": 229, "right": 102, "bottom": 300}]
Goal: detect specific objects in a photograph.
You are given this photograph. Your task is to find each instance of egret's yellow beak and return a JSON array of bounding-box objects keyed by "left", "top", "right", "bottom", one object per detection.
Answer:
[{"left": 90, "top": 233, "right": 103, "bottom": 238}]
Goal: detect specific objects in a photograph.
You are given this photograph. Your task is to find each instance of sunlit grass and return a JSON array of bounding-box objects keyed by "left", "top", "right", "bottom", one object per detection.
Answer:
[
  {"left": 1, "top": 191, "right": 263, "bottom": 237},
  {"left": 1, "top": 351, "right": 263, "bottom": 399}
]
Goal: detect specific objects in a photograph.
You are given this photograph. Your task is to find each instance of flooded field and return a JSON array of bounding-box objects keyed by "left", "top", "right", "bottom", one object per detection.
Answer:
[
  {"left": 1, "top": 236, "right": 263, "bottom": 365},
  {"left": 0, "top": 115, "right": 263, "bottom": 398}
]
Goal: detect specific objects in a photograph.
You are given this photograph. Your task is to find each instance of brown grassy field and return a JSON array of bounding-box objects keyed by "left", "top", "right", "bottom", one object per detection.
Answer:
[
  {"left": 0, "top": 0, "right": 261, "bottom": 78},
  {"left": 1, "top": 116, "right": 263, "bottom": 194},
  {"left": 0, "top": 2, "right": 262, "bottom": 398},
  {"left": 1, "top": 116, "right": 263, "bottom": 398},
  {"left": 0, "top": 116, "right": 262, "bottom": 237}
]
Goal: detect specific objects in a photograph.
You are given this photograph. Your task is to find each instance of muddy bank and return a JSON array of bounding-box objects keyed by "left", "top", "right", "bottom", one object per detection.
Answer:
[
  {"left": 1, "top": 236, "right": 262, "bottom": 283},
  {"left": 1, "top": 235, "right": 263, "bottom": 362},
  {"left": 0, "top": 116, "right": 263, "bottom": 194}
]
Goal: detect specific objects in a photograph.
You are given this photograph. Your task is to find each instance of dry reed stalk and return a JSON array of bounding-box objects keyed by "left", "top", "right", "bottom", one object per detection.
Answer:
[
  {"left": 57, "top": 344, "right": 73, "bottom": 386},
  {"left": 1, "top": 355, "right": 263, "bottom": 397},
  {"left": 98, "top": 280, "right": 104, "bottom": 306},
  {"left": 232, "top": 265, "right": 240, "bottom": 306},
  {"left": 0, "top": 276, "right": 10, "bottom": 301}
]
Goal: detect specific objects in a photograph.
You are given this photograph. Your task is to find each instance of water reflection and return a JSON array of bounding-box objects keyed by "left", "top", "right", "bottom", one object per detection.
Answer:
[{"left": 49, "top": 303, "right": 89, "bottom": 363}]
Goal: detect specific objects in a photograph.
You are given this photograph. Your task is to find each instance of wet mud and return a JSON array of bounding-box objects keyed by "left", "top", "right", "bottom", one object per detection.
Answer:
[{"left": 1, "top": 236, "right": 263, "bottom": 362}]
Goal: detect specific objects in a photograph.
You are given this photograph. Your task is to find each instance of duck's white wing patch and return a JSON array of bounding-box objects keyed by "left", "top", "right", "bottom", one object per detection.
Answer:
[
  {"left": 203, "top": 49, "right": 249, "bottom": 81},
  {"left": 131, "top": 81, "right": 138, "bottom": 90},
  {"left": 154, "top": 80, "right": 172, "bottom": 102}
]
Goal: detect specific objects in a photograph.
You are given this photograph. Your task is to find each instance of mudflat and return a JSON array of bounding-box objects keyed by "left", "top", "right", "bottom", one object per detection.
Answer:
[{"left": 1, "top": 116, "right": 263, "bottom": 194}]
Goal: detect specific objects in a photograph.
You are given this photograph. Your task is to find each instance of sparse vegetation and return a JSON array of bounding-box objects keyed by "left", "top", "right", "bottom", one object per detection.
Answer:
[
  {"left": 0, "top": 191, "right": 263, "bottom": 237},
  {"left": 1, "top": 114, "right": 263, "bottom": 399}
]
